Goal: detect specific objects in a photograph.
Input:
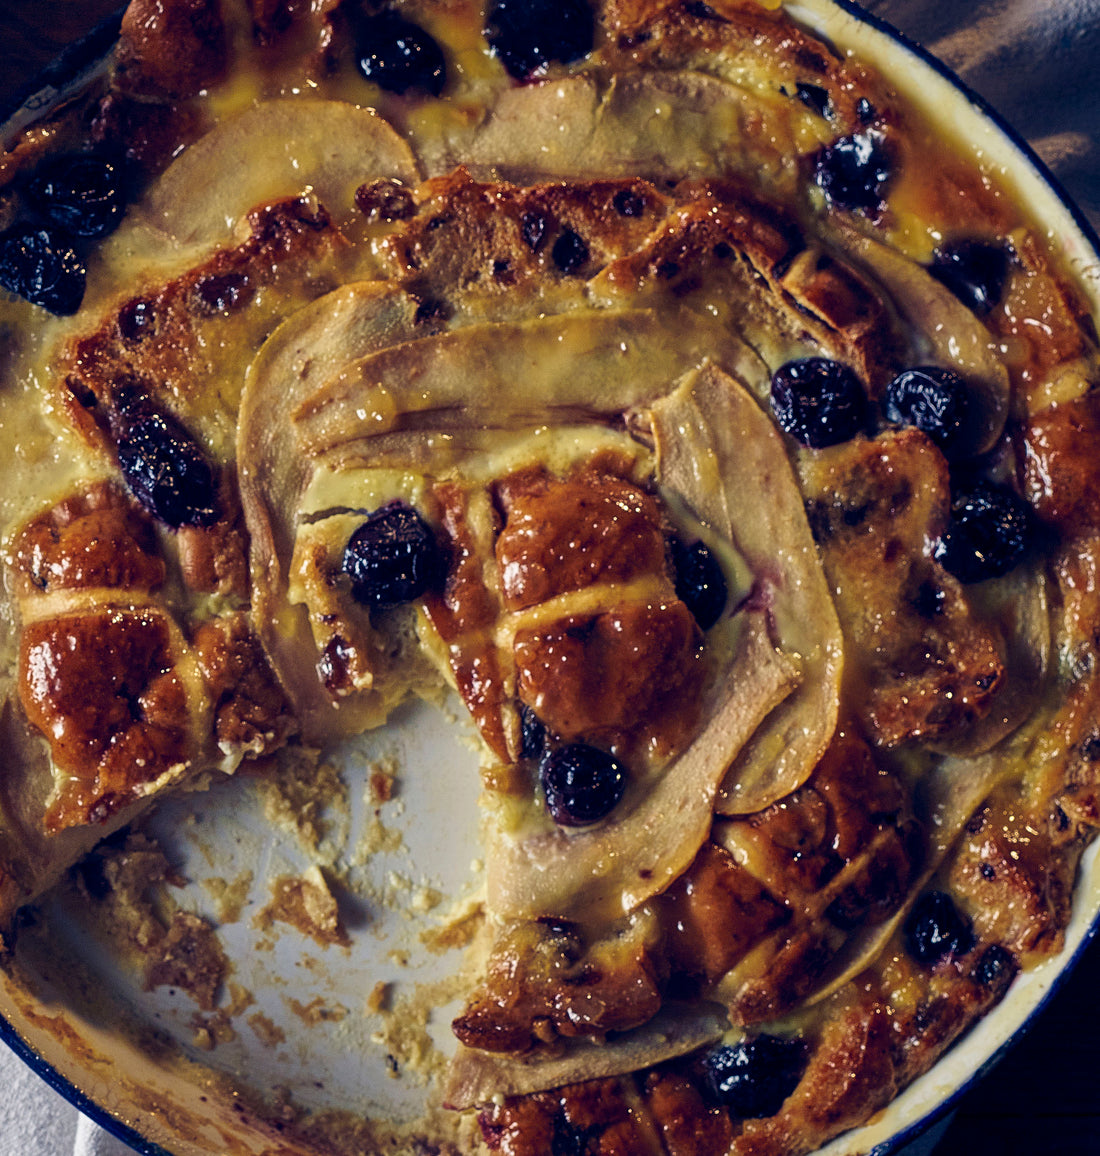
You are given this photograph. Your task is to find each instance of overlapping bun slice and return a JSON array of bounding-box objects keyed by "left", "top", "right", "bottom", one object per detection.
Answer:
[{"left": 232, "top": 146, "right": 1061, "bottom": 1134}]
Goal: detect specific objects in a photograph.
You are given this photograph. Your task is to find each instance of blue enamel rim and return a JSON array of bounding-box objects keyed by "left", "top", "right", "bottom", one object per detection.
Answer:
[
  {"left": 0, "top": 13, "right": 194, "bottom": 1150},
  {"left": 831, "top": 0, "right": 1100, "bottom": 283},
  {"left": 1, "top": 4, "right": 1099, "bottom": 1156},
  {"left": 870, "top": 915, "right": 1100, "bottom": 1156},
  {"left": 823, "top": 2, "right": 1100, "bottom": 1151},
  {"left": 0, "top": 996, "right": 170, "bottom": 1156},
  {"left": 0, "top": 8, "right": 124, "bottom": 127}
]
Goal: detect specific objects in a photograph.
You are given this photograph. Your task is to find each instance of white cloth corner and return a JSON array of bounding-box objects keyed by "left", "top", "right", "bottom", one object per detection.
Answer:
[
  {"left": 0, "top": 1043, "right": 81, "bottom": 1154},
  {"left": 0, "top": 1039, "right": 140, "bottom": 1154},
  {"left": 74, "top": 1114, "right": 139, "bottom": 1156}
]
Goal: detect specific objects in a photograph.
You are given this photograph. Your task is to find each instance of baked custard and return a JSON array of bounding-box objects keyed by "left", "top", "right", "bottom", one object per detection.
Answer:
[{"left": 1, "top": 1, "right": 1100, "bottom": 1153}]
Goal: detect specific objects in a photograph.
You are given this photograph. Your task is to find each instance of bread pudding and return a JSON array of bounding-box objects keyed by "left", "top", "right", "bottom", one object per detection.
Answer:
[{"left": 1, "top": 1, "right": 1099, "bottom": 1153}]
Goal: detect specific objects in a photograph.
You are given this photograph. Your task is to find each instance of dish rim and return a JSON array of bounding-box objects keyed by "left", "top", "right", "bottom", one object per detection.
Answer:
[{"left": 0, "top": 2, "right": 1098, "bottom": 1153}]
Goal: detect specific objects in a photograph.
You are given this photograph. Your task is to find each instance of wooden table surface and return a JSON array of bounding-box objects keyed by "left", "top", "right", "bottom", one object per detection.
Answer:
[{"left": 2, "top": 3, "right": 1099, "bottom": 1155}]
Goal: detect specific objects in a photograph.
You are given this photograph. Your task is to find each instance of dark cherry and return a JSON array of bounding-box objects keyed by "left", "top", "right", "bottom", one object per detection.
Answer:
[
  {"left": 974, "top": 943, "right": 1015, "bottom": 988},
  {"left": 770, "top": 357, "right": 867, "bottom": 448},
  {"left": 904, "top": 891, "right": 974, "bottom": 966},
  {"left": 485, "top": 0, "right": 594, "bottom": 80},
  {"left": 703, "top": 1035, "right": 807, "bottom": 1118},
  {"left": 933, "top": 483, "right": 1032, "bottom": 584},
  {"left": 118, "top": 297, "right": 156, "bottom": 342},
  {"left": 518, "top": 703, "right": 546, "bottom": 759},
  {"left": 540, "top": 744, "right": 626, "bottom": 827},
  {"left": 28, "top": 153, "right": 126, "bottom": 239},
  {"left": 929, "top": 239, "right": 1009, "bottom": 316},
  {"left": 354, "top": 10, "right": 447, "bottom": 96},
  {"left": 355, "top": 178, "right": 416, "bottom": 222},
  {"left": 550, "top": 1115, "right": 597, "bottom": 1156},
  {"left": 342, "top": 502, "right": 441, "bottom": 608},
  {"left": 193, "top": 271, "right": 253, "bottom": 315},
  {"left": 0, "top": 226, "right": 85, "bottom": 315},
  {"left": 117, "top": 412, "right": 219, "bottom": 528},
  {"left": 551, "top": 228, "right": 589, "bottom": 274},
  {"left": 813, "top": 132, "right": 891, "bottom": 213},
  {"left": 910, "top": 579, "right": 946, "bottom": 619},
  {"left": 882, "top": 365, "right": 971, "bottom": 456},
  {"left": 521, "top": 210, "right": 548, "bottom": 251},
  {"left": 612, "top": 188, "right": 645, "bottom": 217},
  {"left": 669, "top": 536, "right": 727, "bottom": 630},
  {"left": 795, "top": 82, "right": 832, "bottom": 119}
]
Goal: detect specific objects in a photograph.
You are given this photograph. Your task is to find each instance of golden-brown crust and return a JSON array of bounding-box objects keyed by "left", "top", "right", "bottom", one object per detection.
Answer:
[
  {"left": 115, "top": 0, "right": 228, "bottom": 100},
  {"left": 645, "top": 1069, "right": 735, "bottom": 1156},
  {"left": 192, "top": 612, "right": 295, "bottom": 754},
  {"left": 479, "top": 1075, "right": 665, "bottom": 1156},
  {"left": 949, "top": 793, "right": 1072, "bottom": 956},
  {"left": 514, "top": 601, "right": 702, "bottom": 751},
  {"left": 600, "top": 0, "right": 880, "bottom": 139},
  {"left": 495, "top": 466, "right": 668, "bottom": 610},
  {"left": 422, "top": 481, "right": 511, "bottom": 759},
  {"left": 380, "top": 170, "right": 672, "bottom": 321},
  {"left": 1024, "top": 392, "right": 1100, "bottom": 537},
  {"left": 379, "top": 171, "right": 900, "bottom": 382},
  {"left": 477, "top": 939, "right": 1019, "bottom": 1156},
  {"left": 59, "top": 196, "right": 343, "bottom": 460},
  {"left": 661, "top": 841, "right": 788, "bottom": 986},
  {"left": 746, "top": 1000, "right": 898, "bottom": 1152},
  {"left": 10, "top": 482, "right": 164, "bottom": 600},
  {"left": 19, "top": 610, "right": 193, "bottom": 832},
  {"left": 710, "top": 731, "right": 921, "bottom": 1027},
  {"left": 424, "top": 458, "right": 704, "bottom": 761},
  {"left": 453, "top": 919, "right": 664, "bottom": 1055},
  {"left": 994, "top": 231, "right": 1097, "bottom": 401},
  {"left": 601, "top": 180, "right": 900, "bottom": 383},
  {"left": 800, "top": 431, "right": 1007, "bottom": 749},
  {"left": 734, "top": 730, "right": 919, "bottom": 924},
  {"left": 456, "top": 727, "right": 920, "bottom": 1077}
]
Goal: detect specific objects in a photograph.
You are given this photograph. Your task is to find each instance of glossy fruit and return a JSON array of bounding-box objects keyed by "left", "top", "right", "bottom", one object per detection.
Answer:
[
  {"left": 813, "top": 132, "right": 891, "bottom": 212},
  {"left": 933, "top": 483, "right": 1032, "bottom": 584},
  {"left": 540, "top": 744, "right": 626, "bottom": 826},
  {"left": 703, "top": 1035, "right": 807, "bottom": 1118},
  {"left": 669, "top": 536, "right": 727, "bottom": 630},
  {"left": 551, "top": 228, "right": 589, "bottom": 273},
  {"left": 117, "top": 412, "right": 219, "bottom": 528},
  {"left": 28, "top": 153, "right": 126, "bottom": 239},
  {"left": 518, "top": 703, "right": 546, "bottom": 759},
  {"left": 904, "top": 891, "right": 974, "bottom": 966},
  {"left": 342, "top": 503, "right": 441, "bottom": 608},
  {"left": 770, "top": 357, "right": 867, "bottom": 448},
  {"left": 974, "top": 943, "right": 1015, "bottom": 988},
  {"left": 520, "top": 210, "right": 548, "bottom": 251},
  {"left": 883, "top": 365, "right": 971, "bottom": 456},
  {"left": 485, "top": 0, "right": 594, "bottom": 80},
  {"left": 795, "top": 82, "right": 831, "bottom": 119},
  {"left": 355, "top": 10, "right": 446, "bottom": 96},
  {"left": 549, "top": 1116, "right": 595, "bottom": 1155},
  {"left": 929, "top": 239, "right": 1009, "bottom": 316},
  {"left": 0, "top": 226, "right": 85, "bottom": 315},
  {"left": 612, "top": 189, "right": 645, "bottom": 217}
]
